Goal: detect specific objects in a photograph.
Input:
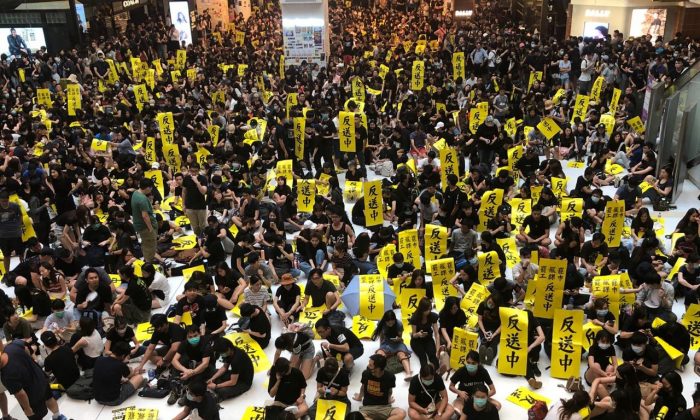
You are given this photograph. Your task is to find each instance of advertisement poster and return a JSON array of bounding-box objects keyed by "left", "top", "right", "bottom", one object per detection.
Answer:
[
  {"left": 196, "top": 0, "right": 230, "bottom": 31},
  {"left": 583, "top": 22, "right": 608, "bottom": 39},
  {"left": 0, "top": 28, "right": 46, "bottom": 56},
  {"left": 169, "top": 1, "right": 193, "bottom": 46},
  {"left": 283, "top": 25, "right": 325, "bottom": 66},
  {"left": 630, "top": 8, "right": 667, "bottom": 38}
]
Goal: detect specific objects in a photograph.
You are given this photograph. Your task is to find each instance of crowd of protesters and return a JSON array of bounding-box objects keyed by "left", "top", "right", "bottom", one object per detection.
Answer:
[{"left": 0, "top": 0, "right": 699, "bottom": 419}]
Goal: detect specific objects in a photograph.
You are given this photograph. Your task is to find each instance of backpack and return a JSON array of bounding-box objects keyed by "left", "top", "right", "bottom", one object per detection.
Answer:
[
  {"left": 66, "top": 369, "right": 94, "bottom": 401},
  {"left": 528, "top": 400, "right": 549, "bottom": 420}
]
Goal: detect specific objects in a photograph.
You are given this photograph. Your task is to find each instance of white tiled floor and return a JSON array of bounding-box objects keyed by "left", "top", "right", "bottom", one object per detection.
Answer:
[{"left": 4, "top": 158, "right": 700, "bottom": 420}]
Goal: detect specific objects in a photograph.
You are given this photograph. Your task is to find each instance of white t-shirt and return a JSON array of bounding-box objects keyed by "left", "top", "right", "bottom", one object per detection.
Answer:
[
  {"left": 579, "top": 58, "right": 592, "bottom": 82},
  {"left": 149, "top": 271, "right": 171, "bottom": 305}
]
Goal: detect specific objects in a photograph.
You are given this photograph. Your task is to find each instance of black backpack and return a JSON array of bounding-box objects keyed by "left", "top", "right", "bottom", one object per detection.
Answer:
[{"left": 66, "top": 369, "right": 94, "bottom": 401}]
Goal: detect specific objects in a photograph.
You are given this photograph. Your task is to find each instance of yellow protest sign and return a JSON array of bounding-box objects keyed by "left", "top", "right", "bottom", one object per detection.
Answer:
[
  {"left": 398, "top": 229, "right": 421, "bottom": 269},
  {"left": 363, "top": 180, "right": 383, "bottom": 227},
  {"left": 478, "top": 251, "right": 501, "bottom": 285},
  {"left": 592, "top": 274, "right": 621, "bottom": 317},
  {"left": 551, "top": 177, "right": 568, "bottom": 204},
  {"left": 182, "top": 265, "right": 205, "bottom": 281},
  {"left": 276, "top": 159, "right": 293, "bottom": 186},
  {"left": 410, "top": 60, "right": 425, "bottom": 91},
  {"left": 468, "top": 106, "right": 487, "bottom": 134},
  {"left": 582, "top": 321, "right": 602, "bottom": 351},
  {"left": 537, "top": 117, "right": 561, "bottom": 140},
  {"left": 156, "top": 112, "right": 175, "bottom": 145},
  {"left": 36, "top": 88, "right": 52, "bottom": 107},
  {"left": 450, "top": 327, "right": 479, "bottom": 369},
  {"left": 379, "top": 64, "right": 390, "bottom": 79},
  {"left": 235, "top": 31, "right": 245, "bottom": 45},
  {"left": 315, "top": 399, "right": 348, "bottom": 420},
  {"left": 66, "top": 84, "right": 81, "bottom": 116},
  {"left": 359, "top": 275, "right": 384, "bottom": 320},
  {"left": 279, "top": 55, "right": 285, "bottom": 78},
  {"left": 338, "top": 111, "right": 356, "bottom": 153},
  {"left": 428, "top": 258, "right": 457, "bottom": 311},
  {"left": 225, "top": 332, "right": 271, "bottom": 372},
  {"left": 286, "top": 92, "right": 298, "bottom": 119},
  {"left": 533, "top": 258, "right": 567, "bottom": 319},
  {"left": 439, "top": 147, "right": 459, "bottom": 190},
  {"left": 351, "top": 76, "right": 365, "bottom": 102},
  {"left": 510, "top": 198, "right": 531, "bottom": 230},
  {"left": 504, "top": 118, "right": 519, "bottom": 138},
  {"left": 377, "top": 244, "right": 397, "bottom": 279},
  {"left": 207, "top": 124, "right": 220, "bottom": 147},
  {"left": 143, "top": 169, "right": 164, "bottom": 198},
  {"left": 425, "top": 224, "right": 447, "bottom": 262},
  {"left": 162, "top": 143, "right": 181, "bottom": 171},
  {"left": 571, "top": 94, "right": 590, "bottom": 124},
  {"left": 498, "top": 307, "right": 529, "bottom": 375},
  {"left": 528, "top": 71, "right": 543, "bottom": 92},
  {"left": 655, "top": 337, "right": 684, "bottom": 369},
  {"left": 627, "top": 116, "right": 645, "bottom": 134},
  {"left": 601, "top": 200, "right": 625, "bottom": 247},
  {"left": 452, "top": 52, "right": 465, "bottom": 80},
  {"left": 293, "top": 117, "right": 306, "bottom": 160},
  {"left": 242, "top": 407, "right": 267, "bottom": 420},
  {"left": 560, "top": 198, "right": 583, "bottom": 221},
  {"left": 171, "top": 69, "right": 181, "bottom": 83},
  {"left": 590, "top": 76, "right": 605, "bottom": 102},
  {"left": 506, "top": 387, "right": 551, "bottom": 409},
  {"left": 297, "top": 179, "right": 315, "bottom": 213},
  {"left": 133, "top": 84, "right": 148, "bottom": 111},
  {"left": 135, "top": 321, "right": 156, "bottom": 342},
  {"left": 681, "top": 303, "right": 700, "bottom": 350},
  {"left": 400, "top": 288, "right": 426, "bottom": 321},
  {"left": 91, "top": 138, "right": 110, "bottom": 153},
  {"left": 497, "top": 237, "right": 519, "bottom": 268},
  {"left": 344, "top": 181, "right": 364, "bottom": 202},
  {"left": 171, "top": 235, "right": 197, "bottom": 251},
  {"left": 461, "top": 283, "right": 489, "bottom": 330},
  {"left": 352, "top": 315, "right": 376, "bottom": 340},
  {"left": 609, "top": 88, "right": 621, "bottom": 114},
  {"left": 600, "top": 113, "right": 615, "bottom": 136},
  {"left": 552, "top": 88, "right": 566, "bottom": 105},
  {"left": 124, "top": 408, "right": 158, "bottom": 420},
  {"left": 551, "top": 309, "right": 584, "bottom": 379},
  {"left": 478, "top": 188, "right": 504, "bottom": 232}
]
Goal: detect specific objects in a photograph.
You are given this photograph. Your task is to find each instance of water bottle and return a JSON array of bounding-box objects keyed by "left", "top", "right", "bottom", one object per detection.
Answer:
[{"left": 147, "top": 369, "right": 156, "bottom": 382}]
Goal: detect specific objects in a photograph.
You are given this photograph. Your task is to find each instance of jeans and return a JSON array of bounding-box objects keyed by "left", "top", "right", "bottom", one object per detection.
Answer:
[
  {"left": 353, "top": 259, "right": 378, "bottom": 274},
  {"left": 613, "top": 151, "right": 631, "bottom": 169},
  {"left": 298, "top": 250, "right": 325, "bottom": 277}
]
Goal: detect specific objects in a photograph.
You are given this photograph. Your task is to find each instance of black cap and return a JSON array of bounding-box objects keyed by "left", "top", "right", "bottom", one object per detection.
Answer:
[
  {"left": 150, "top": 313, "right": 167, "bottom": 328},
  {"left": 40, "top": 331, "right": 58, "bottom": 347},
  {"left": 203, "top": 294, "right": 218, "bottom": 310}
]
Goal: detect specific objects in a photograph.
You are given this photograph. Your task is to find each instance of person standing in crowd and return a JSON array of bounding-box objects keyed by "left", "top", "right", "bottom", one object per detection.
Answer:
[
  {"left": 130, "top": 178, "right": 157, "bottom": 263},
  {"left": 181, "top": 163, "right": 208, "bottom": 237}
]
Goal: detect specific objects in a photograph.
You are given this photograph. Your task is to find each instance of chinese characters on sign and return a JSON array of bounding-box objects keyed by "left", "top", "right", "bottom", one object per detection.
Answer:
[
  {"left": 551, "top": 309, "right": 583, "bottom": 379},
  {"left": 363, "top": 180, "right": 384, "bottom": 227},
  {"left": 497, "top": 307, "right": 528, "bottom": 376}
]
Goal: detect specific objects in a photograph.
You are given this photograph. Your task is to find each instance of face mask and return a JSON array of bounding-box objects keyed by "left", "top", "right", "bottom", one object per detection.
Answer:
[
  {"left": 631, "top": 345, "right": 644, "bottom": 354},
  {"left": 468, "top": 257, "right": 478, "bottom": 265},
  {"left": 596, "top": 310, "right": 608, "bottom": 318},
  {"left": 422, "top": 378, "right": 434, "bottom": 386},
  {"left": 474, "top": 397, "right": 488, "bottom": 408},
  {"left": 466, "top": 364, "right": 478, "bottom": 373},
  {"left": 487, "top": 301, "right": 495, "bottom": 309},
  {"left": 55, "top": 311, "right": 65, "bottom": 319},
  {"left": 598, "top": 343, "right": 610, "bottom": 350},
  {"left": 188, "top": 337, "right": 201, "bottom": 346},
  {"left": 395, "top": 263, "right": 404, "bottom": 269},
  {"left": 591, "top": 196, "right": 601, "bottom": 203}
]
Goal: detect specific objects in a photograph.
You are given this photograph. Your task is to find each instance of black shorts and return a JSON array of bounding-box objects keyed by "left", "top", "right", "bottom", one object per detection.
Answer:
[{"left": 0, "top": 237, "right": 23, "bottom": 259}]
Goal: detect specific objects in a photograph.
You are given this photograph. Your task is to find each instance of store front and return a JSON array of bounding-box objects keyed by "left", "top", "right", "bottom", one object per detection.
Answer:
[{"left": 567, "top": 0, "right": 682, "bottom": 40}]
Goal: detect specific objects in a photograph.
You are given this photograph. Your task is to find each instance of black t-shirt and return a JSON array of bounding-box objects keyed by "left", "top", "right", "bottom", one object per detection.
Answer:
[
  {"left": 184, "top": 392, "right": 220, "bottom": 420},
  {"left": 202, "top": 306, "right": 227, "bottom": 334},
  {"left": 106, "top": 327, "right": 135, "bottom": 348},
  {"left": 329, "top": 326, "right": 363, "bottom": 351},
  {"left": 76, "top": 282, "right": 114, "bottom": 310},
  {"left": 439, "top": 309, "right": 467, "bottom": 340},
  {"left": 315, "top": 367, "right": 350, "bottom": 393},
  {"left": 183, "top": 174, "right": 208, "bottom": 210},
  {"left": 527, "top": 310, "right": 541, "bottom": 343},
  {"left": 0, "top": 341, "right": 49, "bottom": 418},
  {"left": 175, "top": 295, "right": 205, "bottom": 326},
  {"left": 361, "top": 369, "right": 395, "bottom": 406},
  {"left": 587, "top": 343, "right": 616, "bottom": 371},
  {"left": 249, "top": 310, "right": 271, "bottom": 348},
  {"left": 178, "top": 335, "right": 213, "bottom": 363},
  {"left": 268, "top": 366, "right": 307, "bottom": 405},
  {"left": 522, "top": 214, "right": 549, "bottom": 238},
  {"left": 461, "top": 400, "right": 500, "bottom": 420},
  {"left": 225, "top": 347, "right": 254, "bottom": 385},
  {"left": 622, "top": 345, "right": 659, "bottom": 383},
  {"left": 387, "top": 263, "right": 415, "bottom": 280},
  {"left": 44, "top": 345, "right": 80, "bottom": 389},
  {"left": 150, "top": 323, "right": 186, "bottom": 347},
  {"left": 581, "top": 242, "right": 608, "bottom": 264},
  {"left": 450, "top": 365, "right": 493, "bottom": 394},
  {"left": 125, "top": 277, "right": 151, "bottom": 311},
  {"left": 269, "top": 244, "right": 294, "bottom": 269},
  {"left": 92, "top": 356, "right": 130, "bottom": 402},
  {"left": 276, "top": 284, "right": 302, "bottom": 309},
  {"left": 410, "top": 312, "right": 439, "bottom": 335},
  {"left": 409, "top": 375, "right": 446, "bottom": 407},
  {"left": 304, "top": 280, "right": 337, "bottom": 307},
  {"left": 242, "top": 198, "right": 260, "bottom": 218}
]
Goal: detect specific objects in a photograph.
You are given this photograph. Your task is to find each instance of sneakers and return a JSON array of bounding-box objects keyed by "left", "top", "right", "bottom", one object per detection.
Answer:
[
  {"left": 528, "top": 378, "right": 543, "bottom": 389},
  {"left": 478, "top": 345, "right": 488, "bottom": 365},
  {"left": 484, "top": 347, "right": 495, "bottom": 366},
  {"left": 167, "top": 382, "right": 182, "bottom": 405},
  {"left": 177, "top": 393, "right": 187, "bottom": 406},
  {"left": 285, "top": 406, "right": 299, "bottom": 415},
  {"left": 53, "top": 415, "right": 68, "bottom": 420}
]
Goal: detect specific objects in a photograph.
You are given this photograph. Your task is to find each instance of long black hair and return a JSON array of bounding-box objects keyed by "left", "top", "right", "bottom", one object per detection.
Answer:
[{"left": 372, "top": 310, "right": 400, "bottom": 341}]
